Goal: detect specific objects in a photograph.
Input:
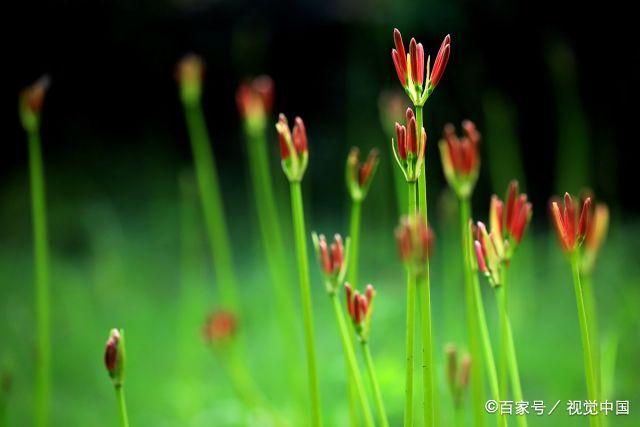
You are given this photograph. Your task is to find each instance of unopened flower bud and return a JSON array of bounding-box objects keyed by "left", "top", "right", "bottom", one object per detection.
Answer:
[
  {"left": 176, "top": 54, "right": 204, "bottom": 106},
  {"left": 276, "top": 114, "right": 309, "bottom": 182},
  {"left": 236, "top": 75, "right": 274, "bottom": 132},
  {"left": 550, "top": 193, "right": 592, "bottom": 254},
  {"left": 439, "top": 120, "right": 481, "bottom": 198},
  {"left": 345, "top": 282, "right": 377, "bottom": 341},
  {"left": 346, "top": 147, "right": 380, "bottom": 201},
  {"left": 395, "top": 214, "right": 435, "bottom": 274},
  {"left": 312, "top": 232, "right": 349, "bottom": 292},
  {"left": 104, "top": 328, "right": 125, "bottom": 387},
  {"left": 203, "top": 311, "right": 237, "bottom": 343},
  {"left": 19, "top": 75, "right": 50, "bottom": 133}
]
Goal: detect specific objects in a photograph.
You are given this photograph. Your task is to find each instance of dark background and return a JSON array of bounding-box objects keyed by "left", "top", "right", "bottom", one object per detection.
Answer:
[{"left": 3, "top": 0, "right": 637, "bottom": 214}]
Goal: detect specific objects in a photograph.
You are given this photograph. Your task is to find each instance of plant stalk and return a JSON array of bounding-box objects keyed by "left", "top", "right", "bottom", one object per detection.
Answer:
[
  {"left": 458, "top": 197, "right": 485, "bottom": 426},
  {"left": 570, "top": 255, "right": 599, "bottom": 427},
  {"left": 415, "top": 104, "right": 435, "bottom": 427},
  {"left": 361, "top": 341, "right": 389, "bottom": 427},
  {"left": 115, "top": 386, "right": 130, "bottom": 427},
  {"left": 330, "top": 294, "right": 375, "bottom": 427},
  {"left": 27, "top": 129, "right": 51, "bottom": 427},
  {"left": 581, "top": 273, "right": 601, "bottom": 398},
  {"left": 404, "top": 180, "right": 417, "bottom": 427},
  {"left": 495, "top": 277, "right": 527, "bottom": 427},
  {"left": 289, "top": 182, "right": 322, "bottom": 427},
  {"left": 348, "top": 199, "right": 362, "bottom": 288},
  {"left": 183, "top": 102, "right": 239, "bottom": 310}
]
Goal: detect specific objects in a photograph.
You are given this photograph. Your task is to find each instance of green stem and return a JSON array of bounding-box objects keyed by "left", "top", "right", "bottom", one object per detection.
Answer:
[
  {"left": 361, "top": 341, "right": 389, "bottom": 427},
  {"left": 289, "top": 182, "right": 322, "bottom": 427},
  {"left": 404, "top": 181, "right": 417, "bottom": 427},
  {"left": 245, "top": 127, "right": 296, "bottom": 327},
  {"left": 183, "top": 102, "right": 239, "bottom": 310},
  {"left": 495, "top": 283, "right": 527, "bottom": 427},
  {"left": 27, "top": 129, "right": 50, "bottom": 427},
  {"left": 415, "top": 104, "right": 434, "bottom": 427},
  {"left": 581, "top": 273, "right": 601, "bottom": 398},
  {"left": 570, "top": 255, "right": 598, "bottom": 427},
  {"left": 459, "top": 197, "right": 485, "bottom": 427},
  {"left": 115, "top": 386, "right": 130, "bottom": 427},
  {"left": 499, "top": 269, "right": 509, "bottom": 403},
  {"left": 348, "top": 199, "right": 362, "bottom": 288},
  {"left": 330, "top": 295, "right": 374, "bottom": 427}
]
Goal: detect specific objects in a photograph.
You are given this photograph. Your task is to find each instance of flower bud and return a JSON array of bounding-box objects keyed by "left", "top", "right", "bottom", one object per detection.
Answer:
[
  {"left": 550, "top": 193, "right": 591, "bottom": 254},
  {"left": 203, "top": 311, "right": 237, "bottom": 343},
  {"left": 104, "top": 328, "right": 125, "bottom": 387},
  {"left": 236, "top": 75, "right": 274, "bottom": 132},
  {"left": 312, "top": 232, "right": 349, "bottom": 292},
  {"left": 176, "top": 54, "right": 204, "bottom": 106},
  {"left": 19, "top": 75, "right": 50, "bottom": 133},
  {"left": 392, "top": 108, "right": 427, "bottom": 182},
  {"left": 346, "top": 147, "right": 380, "bottom": 201},
  {"left": 395, "top": 214, "right": 435, "bottom": 274},
  {"left": 344, "top": 282, "right": 376, "bottom": 341},
  {"left": 276, "top": 114, "right": 309, "bottom": 182},
  {"left": 439, "top": 120, "right": 481, "bottom": 198}
]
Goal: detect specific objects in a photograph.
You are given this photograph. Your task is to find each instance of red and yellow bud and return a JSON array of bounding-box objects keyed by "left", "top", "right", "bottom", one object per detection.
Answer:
[
  {"left": 444, "top": 343, "right": 471, "bottom": 408},
  {"left": 395, "top": 214, "right": 435, "bottom": 274},
  {"left": 19, "top": 75, "right": 50, "bottom": 133},
  {"left": 345, "top": 282, "right": 376, "bottom": 341},
  {"left": 346, "top": 147, "right": 380, "bottom": 201},
  {"left": 391, "top": 29, "right": 452, "bottom": 106},
  {"left": 203, "top": 310, "right": 237, "bottom": 343},
  {"left": 276, "top": 114, "right": 309, "bottom": 182},
  {"left": 581, "top": 200, "right": 609, "bottom": 274},
  {"left": 439, "top": 121, "right": 481, "bottom": 198},
  {"left": 312, "top": 232, "right": 349, "bottom": 292},
  {"left": 392, "top": 108, "right": 426, "bottom": 182},
  {"left": 474, "top": 221, "right": 502, "bottom": 286},
  {"left": 104, "top": 328, "right": 125, "bottom": 387},
  {"left": 236, "top": 76, "right": 274, "bottom": 131},
  {"left": 550, "top": 193, "right": 592, "bottom": 254},
  {"left": 176, "top": 54, "right": 205, "bottom": 106}
]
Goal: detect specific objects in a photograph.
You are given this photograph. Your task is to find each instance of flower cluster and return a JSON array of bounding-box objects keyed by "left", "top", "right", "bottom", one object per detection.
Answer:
[
  {"left": 392, "top": 108, "right": 427, "bottom": 182},
  {"left": 19, "top": 75, "right": 50, "bottom": 133},
  {"left": 346, "top": 147, "right": 380, "bottom": 202},
  {"left": 345, "top": 283, "right": 376, "bottom": 341},
  {"left": 176, "top": 53, "right": 205, "bottom": 106},
  {"left": 311, "top": 232, "right": 349, "bottom": 293},
  {"left": 474, "top": 181, "right": 533, "bottom": 286},
  {"left": 445, "top": 344, "right": 471, "bottom": 409},
  {"left": 392, "top": 29, "right": 451, "bottom": 106},
  {"left": 550, "top": 193, "right": 592, "bottom": 254},
  {"left": 104, "top": 328, "right": 125, "bottom": 387},
  {"left": 203, "top": 311, "right": 237, "bottom": 343},
  {"left": 236, "top": 75, "right": 274, "bottom": 133},
  {"left": 275, "top": 114, "right": 309, "bottom": 182},
  {"left": 395, "top": 213, "right": 435, "bottom": 274},
  {"left": 439, "top": 121, "right": 481, "bottom": 198}
]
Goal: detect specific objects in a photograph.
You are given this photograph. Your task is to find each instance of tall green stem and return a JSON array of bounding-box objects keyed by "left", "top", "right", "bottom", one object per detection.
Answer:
[
  {"left": 404, "top": 181, "right": 417, "bottom": 427},
  {"left": 183, "top": 102, "right": 239, "bottom": 310},
  {"left": 27, "top": 130, "right": 50, "bottom": 427},
  {"left": 581, "top": 273, "right": 600, "bottom": 398},
  {"left": 330, "top": 294, "right": 374, "bottom": 427},
  {"left": 458, "top": 197, "right": 485, "bottom": 426},
  {"left": 495, "top": 281, "right": 527, "bottom": 427},
  {"left": 570, "top": 255, "right": 598, "bottom": 427},
  {"left": 115, "top": 386, "right": 130, "bottom": 427},
  {"left": 289, "top": 182, "right": 322, "bottom": 427},
  {"left": 348, "top": 199, "right": 362, "bottom": 288},
  {"left": 361, "top": 341, "right": 389, "bottom": 427},
  {"left": 415, "top": 105, "right": 434, "bottom": 427}
]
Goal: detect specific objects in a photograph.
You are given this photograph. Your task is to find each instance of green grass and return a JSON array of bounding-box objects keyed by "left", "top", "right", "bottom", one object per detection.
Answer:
[{"left": 1, "top": 149, "right": 639, "bottom": 426}]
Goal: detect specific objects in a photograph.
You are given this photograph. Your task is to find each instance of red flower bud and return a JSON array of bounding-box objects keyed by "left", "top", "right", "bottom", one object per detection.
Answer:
[
  {"left": 392, "top": 29, "right": 408, "bottom": 87},
  {"left": 550, "top": 193, "right": 592, "bottom": 253},
  {"left": 293, "top": 117, "right": 308, "bottom": 154},
  {"left": 430, "top": 34, "right": 451, "bottom": 88},
  {"left": 104, "top": 329, "right": 120, "bottom": 378},
  {"left": 474, "top": 241, "right": 488, "bottom": 273},
  {"left": 395, "top": 123, "right": 407, "bottom": 160},
  {"left": 395, "top": 214, "right": 435, "bottom": 272},
  {"left": 277, "top": 114, "right": 291, "bottom": 160},
  {"left": 203, "top": 311, "right": 237, "bottom": 342},
  {"left": 236, "top": 75, "right": 274, "bottom": 119}
]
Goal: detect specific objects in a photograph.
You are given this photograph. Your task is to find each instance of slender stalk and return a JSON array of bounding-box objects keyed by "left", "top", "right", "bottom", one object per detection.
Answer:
[
  {"left": 495, "top": 282, "right": 527, "bottom": 427},
  {"left": 27, "top": 130, "right": 51, "bottom": 427},
  {"left": 581, "top": 273, "right": 601, "bottom": 397},
  {"left": 347, "top": 197, "right": 364, "bottom": 427},
  {"left": 499, "top": 269, "right": 509, "bottom": 403},
  {"left": 115, "top": 386, "right": 130, "bottom": 427},
  {"left": 330, "top": 294, "right": 375, "bottom": 427},
  {"left": 183, "top": 102, "right": 239, "bottom": 310},
  {"left": 361, "top": 341, "right": 389, "bottom": 427},
  {"left": 472, "top": 272, "right": 506, "bottom": 427},
  {"left": 404, "top": 181, "right": 417, "bottom": 427},
  {"left": 289, "top": 182, "right": 322, "bottom": 427},
  {"left": 245, "top": 128, "right": 297, "bottom": 330},
  {"left": 348, "top": 199, "right": 362, "bottom": 288},
  {"left": 415, "top": 105, "right": 434, "bottom": 427},
  {"left": 459, "top": 197, "right": 485, "bottom": 426},
  {"left": 570, "top": 255, "right": 598, "bottom": 427}
]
